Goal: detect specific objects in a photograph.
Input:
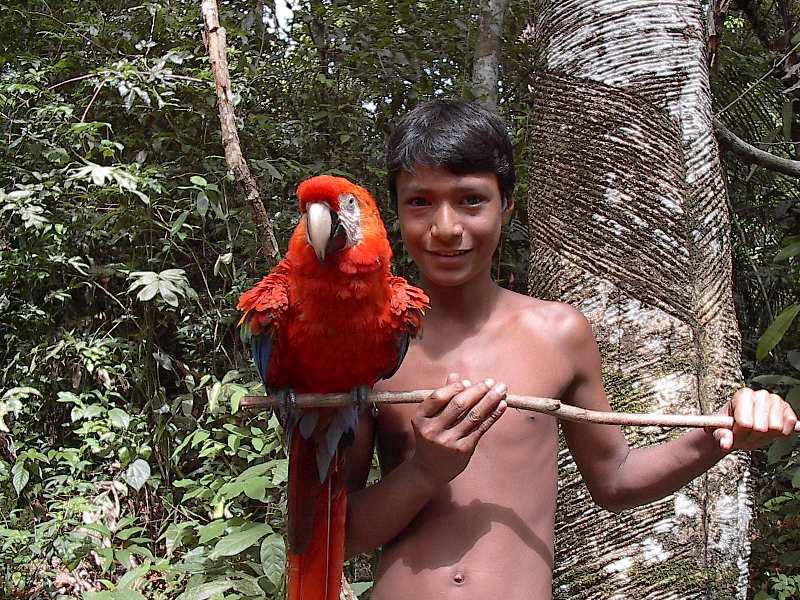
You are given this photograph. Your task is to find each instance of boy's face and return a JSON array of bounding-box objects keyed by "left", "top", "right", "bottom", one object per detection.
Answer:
[{"left": 396, "top": 164, "right": 512, "bottom": 288}]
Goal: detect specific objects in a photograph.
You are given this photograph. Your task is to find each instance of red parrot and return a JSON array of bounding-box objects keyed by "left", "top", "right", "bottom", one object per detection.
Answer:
[{"left": 236, "top": 175, "right": 428, "bottom": 600}]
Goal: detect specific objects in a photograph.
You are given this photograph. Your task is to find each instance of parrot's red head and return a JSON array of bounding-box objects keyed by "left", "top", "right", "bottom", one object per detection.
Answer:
[{"left": 292, "top": 175, "right": 390, "bottom": 271}]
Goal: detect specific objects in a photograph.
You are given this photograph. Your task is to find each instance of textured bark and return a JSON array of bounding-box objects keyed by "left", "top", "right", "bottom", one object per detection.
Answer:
[
  {"left": 471, "top": 0, "right": 510, "bottom": 109},
  {"left": 524, "top": 1, "right": 750, "bottom": 598},
  {"left": 201, "top": 0, "right": 280, "bottom": 260}
]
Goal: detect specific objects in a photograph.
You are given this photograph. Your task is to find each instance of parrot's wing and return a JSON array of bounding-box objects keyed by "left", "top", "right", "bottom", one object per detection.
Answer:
[
  {"left": 380, "top": 276, "right": 430, "bottom": 380},
  {"left": 250, "top": 334, "right": 273, "bottom": 390},
  {"left": 236, "top": 260, "right": 291, "bottom": 389},
  {"left": 379, "top": 333, "right": 410, "bottom": 381}
]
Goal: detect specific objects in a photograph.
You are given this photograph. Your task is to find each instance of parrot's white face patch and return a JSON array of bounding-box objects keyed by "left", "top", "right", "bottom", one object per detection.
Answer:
[{"left": 338, "top": 193, "right": 362, "bottom": 247}]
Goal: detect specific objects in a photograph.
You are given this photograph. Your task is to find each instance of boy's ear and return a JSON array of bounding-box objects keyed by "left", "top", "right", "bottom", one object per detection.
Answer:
[{"left": 501, "top": 198, "right": 515, "bottom": 225}]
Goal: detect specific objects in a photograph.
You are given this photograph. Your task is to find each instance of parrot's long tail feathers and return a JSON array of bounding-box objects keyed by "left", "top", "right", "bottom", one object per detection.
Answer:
[
  {"left": 287, "top": 432, "right": 321, "bottom": 554},
  {"left": 287, "top": 441, "right": 347, "bottom": 600}
]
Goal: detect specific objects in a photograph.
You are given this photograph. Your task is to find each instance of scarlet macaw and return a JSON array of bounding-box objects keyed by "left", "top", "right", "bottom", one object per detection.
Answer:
[{"left": 237, "top": 175, "right": 428, "bottom": 600}]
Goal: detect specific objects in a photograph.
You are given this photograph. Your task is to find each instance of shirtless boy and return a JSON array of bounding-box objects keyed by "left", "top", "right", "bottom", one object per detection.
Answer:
[{"left": 344, "top": 99, "right": 797, "bottom": 600}]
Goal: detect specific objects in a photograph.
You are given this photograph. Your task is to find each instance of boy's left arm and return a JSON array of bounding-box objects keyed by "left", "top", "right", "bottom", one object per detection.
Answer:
[{"left": 559, "top": 309, "right": 797, "bottom": 513}]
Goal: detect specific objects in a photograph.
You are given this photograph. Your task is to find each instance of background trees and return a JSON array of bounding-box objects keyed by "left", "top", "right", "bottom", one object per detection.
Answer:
[{"left": 0, "top": 1, "right": 796, "bottom": 598}]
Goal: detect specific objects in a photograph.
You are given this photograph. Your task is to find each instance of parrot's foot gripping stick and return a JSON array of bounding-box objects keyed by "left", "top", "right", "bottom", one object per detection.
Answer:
[
  {"left": 351, "top": 385, "right": 372, "bottom": 414},
  {"left": 241, "top": 389, "right": 800, "bottom": 433},
  {"left": 274, "top": 388, "right": 297, "bottom": 426}
]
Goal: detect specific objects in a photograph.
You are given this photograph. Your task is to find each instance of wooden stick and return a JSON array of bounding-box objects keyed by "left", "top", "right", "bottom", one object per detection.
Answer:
[{"left": 241, "top": 390, "right": 800, "bottom": 432}]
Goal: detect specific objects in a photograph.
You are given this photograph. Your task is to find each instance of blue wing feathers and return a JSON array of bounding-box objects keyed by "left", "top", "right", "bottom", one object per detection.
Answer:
[{"left": 250, "top": 333, "right": 273, "bottom": 389}]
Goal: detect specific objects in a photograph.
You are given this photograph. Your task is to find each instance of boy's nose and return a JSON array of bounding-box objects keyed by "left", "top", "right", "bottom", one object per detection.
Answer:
[{"left": 430, "top": 206, "right": 464, "bottom": 241}]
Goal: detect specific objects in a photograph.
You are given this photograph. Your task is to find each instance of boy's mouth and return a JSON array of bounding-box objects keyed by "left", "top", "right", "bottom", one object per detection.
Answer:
[{"left": 429, "top": 249, "right": 472, "bottom": 257}]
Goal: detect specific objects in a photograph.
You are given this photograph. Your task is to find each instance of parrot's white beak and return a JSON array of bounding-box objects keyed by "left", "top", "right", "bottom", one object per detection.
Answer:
[{"left": 306, "top": 202, "right": 333, "bottom": 262}]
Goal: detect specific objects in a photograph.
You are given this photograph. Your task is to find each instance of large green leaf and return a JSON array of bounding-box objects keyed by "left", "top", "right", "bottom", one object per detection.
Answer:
[
  {"left": 137, "top": 282, "right": 159, "bottom": 302},
  {"left": 175, "top": 581, "right": 234, "bottom": 600},
  {"left": 125, "top": 459, "right": 151, "bottom": 492},
  {"left": 757, "top": 304, "right": 800, "bottom": 361},
  {"left": 260, "top": 533, "right": 286, "bottom": 588},
  {"left": 11, "top": 463, "right": 29, "bottom": 495},
  {"left": 243, "top": 476, "right": 269, "bottom": 501},
  {"left": 210, "top": 523, "right": 273, "bottom": 559},
  {"left": 158, "top": 280, "right": 180, "bottom": 306},
  {"left": 773, "top": 241, "right": 800, "bottom": 263},
  {"left": 108, "top": 407, "right": 131, "bottom": 429},
  {"left": 163, "top": 521, "right": 196, "bottom": 556},
  {"left": 198, "top": 519, "right": 227, "bottom": 544}
]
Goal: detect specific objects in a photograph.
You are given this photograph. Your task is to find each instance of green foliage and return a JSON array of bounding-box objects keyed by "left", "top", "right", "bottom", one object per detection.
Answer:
[
  {"left": 712, "top": 4, "right": 800, "bottom": 597},
  {"left": 747, "top": 271, "right": 800, "bottom": 599},
  {"left": 4, "top": 0, "right": 794, "bottom": 597},
  {"left": 757, "top": 304, "right": 800, "bottom": 361},
  {"left": 0, "top": 0, "right": 530, "bottom": 597}
]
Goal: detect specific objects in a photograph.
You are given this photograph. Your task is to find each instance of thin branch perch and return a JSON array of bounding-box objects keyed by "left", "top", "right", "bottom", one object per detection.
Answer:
[
  {"left": 201, "top": 0, "right": 280, "bottom": 259},
  {"left": 242, "top": 390, "right": 800, "bottom": 432}
]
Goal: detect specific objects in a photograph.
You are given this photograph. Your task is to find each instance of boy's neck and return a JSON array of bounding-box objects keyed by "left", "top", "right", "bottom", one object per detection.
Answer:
[{"left": 421, "top": 272, "right": 503, "bottom": 330}]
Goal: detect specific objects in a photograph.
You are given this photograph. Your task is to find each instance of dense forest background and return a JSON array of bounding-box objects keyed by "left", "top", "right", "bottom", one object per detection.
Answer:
[{"left": 1, "top": 1, "right": 798, "bottom": 598}]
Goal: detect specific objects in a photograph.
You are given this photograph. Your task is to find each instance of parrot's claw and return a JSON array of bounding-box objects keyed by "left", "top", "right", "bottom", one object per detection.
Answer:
[
  {"left": 274, "top": 388, "right": 297, "bottom": 427},
  {"left": 285, "top": 388, "right": 297, "bottom": 411},
  {"left": 351, "top": 384, "right": 370, "bottom": 413}
]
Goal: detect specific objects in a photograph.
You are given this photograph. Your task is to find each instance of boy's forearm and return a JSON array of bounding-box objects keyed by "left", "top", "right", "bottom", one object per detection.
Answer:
[
  {"left": 345, "top": 458, "right": 441, "bottom": 558},
  {"left": 606, "top": 429, "right": 727, "bottom": 512}
]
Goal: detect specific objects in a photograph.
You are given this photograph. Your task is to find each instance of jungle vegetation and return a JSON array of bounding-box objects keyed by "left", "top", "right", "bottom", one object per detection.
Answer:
[{"left": 1, "top": 1, "right": 798, "bottom": 598}]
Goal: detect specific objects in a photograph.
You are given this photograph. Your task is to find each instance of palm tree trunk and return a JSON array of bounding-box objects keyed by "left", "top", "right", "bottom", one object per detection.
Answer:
[{"left": 525, "top": 1, "right": 750, "bottom": 597}]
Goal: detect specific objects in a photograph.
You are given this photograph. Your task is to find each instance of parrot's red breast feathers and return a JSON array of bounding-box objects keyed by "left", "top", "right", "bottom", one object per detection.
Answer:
[{"left": 236, "top": 260, "right": 290, "bottom": 336}]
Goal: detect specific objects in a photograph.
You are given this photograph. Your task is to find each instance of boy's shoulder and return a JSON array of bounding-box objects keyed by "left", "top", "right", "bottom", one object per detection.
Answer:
[{"left": 497, "top": 289, "right": 593, "bottom": 348}]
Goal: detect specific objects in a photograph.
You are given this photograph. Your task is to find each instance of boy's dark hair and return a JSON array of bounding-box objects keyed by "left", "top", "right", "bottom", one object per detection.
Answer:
[{"left": 386, "top": 99, "right": 516, "bottom": 208}]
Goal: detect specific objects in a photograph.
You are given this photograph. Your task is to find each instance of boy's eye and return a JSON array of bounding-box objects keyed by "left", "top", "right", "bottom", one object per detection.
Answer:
[
  {"left": 462, "top": 195, "right": 485, "bottom": 207},
  {"left": 406, "top": 197, "right": 430, "bottom": 207}
]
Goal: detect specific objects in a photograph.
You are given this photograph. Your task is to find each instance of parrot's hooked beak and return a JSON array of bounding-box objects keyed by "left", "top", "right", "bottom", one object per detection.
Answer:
[{"left": 306, "top": 202, "right": 346, "bottom": 262}]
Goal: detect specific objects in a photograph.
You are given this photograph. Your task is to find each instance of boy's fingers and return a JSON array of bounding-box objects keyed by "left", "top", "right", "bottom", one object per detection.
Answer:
[
  {"left": 453, "top": 382, "right": 507, "bottom": 438},
  {"left": 439, "top": 379, "right": 494, "bottom": 427},
  {"left": 419, "top": 381, "right": 465, "bottom": 417},
  {"left": 463, "top": 399, "right": 507, "bottom": 446},
  {"left": 732, "top": 390, "right": 754, "bottom": 444},
  {"left": 752, "top": 390, "right": 769, "bottom": 433},
  {"left": 713, "top": 428, "right": 733, "bottom": 451},
  {"left": 783, "top": 404, "right": 798, "bottom": 436},
  {"left": 768, "top": 394, "right": 786, "bottom": 434}
]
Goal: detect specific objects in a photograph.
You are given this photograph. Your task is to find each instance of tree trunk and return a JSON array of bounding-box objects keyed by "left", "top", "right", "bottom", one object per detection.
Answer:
[
  {"left": 471, "top": 0, "right": 510, "bottom": 108},
  {"left": 524, "top": 1, "right": 751, "bottom": 598}
]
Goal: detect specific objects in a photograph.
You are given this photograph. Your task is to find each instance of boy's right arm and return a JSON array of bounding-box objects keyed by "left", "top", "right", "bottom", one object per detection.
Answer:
[{"left": 344, "top": 373, "right": 508, "bottom": 558}]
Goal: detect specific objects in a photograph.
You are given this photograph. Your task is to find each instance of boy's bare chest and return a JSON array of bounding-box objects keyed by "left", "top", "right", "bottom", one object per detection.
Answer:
[
  {"left": 381, "top": 323, "right": 572, "bottom": 403},
  {"left": 375, "top": 331, "right": 568, "bottom": 468}
]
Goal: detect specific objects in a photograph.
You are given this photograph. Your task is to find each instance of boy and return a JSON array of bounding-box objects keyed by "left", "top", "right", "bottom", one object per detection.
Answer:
[{"left": 343, "top": 100, "right": 796, "bottom": 599}]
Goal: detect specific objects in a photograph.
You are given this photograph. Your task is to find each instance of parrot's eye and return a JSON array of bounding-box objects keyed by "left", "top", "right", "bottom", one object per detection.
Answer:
[{"left": 346, "top": 195, "right": 356, "bottom": 207}]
